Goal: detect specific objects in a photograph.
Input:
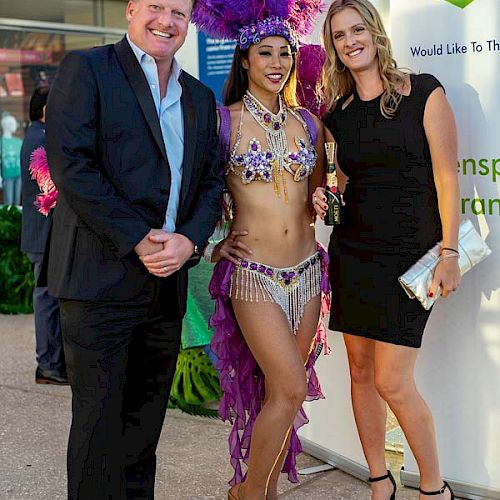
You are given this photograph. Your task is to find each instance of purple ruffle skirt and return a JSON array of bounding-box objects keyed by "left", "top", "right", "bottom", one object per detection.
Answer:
[{"left": 208, "top": 243, "right": 331, "bottom": 484}]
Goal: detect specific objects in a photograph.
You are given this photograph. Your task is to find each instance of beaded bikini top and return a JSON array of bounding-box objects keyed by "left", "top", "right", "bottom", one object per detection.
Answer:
[{"left": 225, "top": 92, "right": 317, "bottom": 199}]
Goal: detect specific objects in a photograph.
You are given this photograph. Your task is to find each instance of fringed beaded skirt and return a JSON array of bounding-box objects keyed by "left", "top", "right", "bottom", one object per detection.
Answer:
[
  {"left": 230, "top": 252, "right": 322, "bottom": 334},
  {"left": 208, "top": 243, "right": 331, "bottom": 485}
]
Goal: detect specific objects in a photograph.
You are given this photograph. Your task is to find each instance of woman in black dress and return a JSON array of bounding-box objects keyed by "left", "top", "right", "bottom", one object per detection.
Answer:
[{"left": 313, "top": 1, "right": 460, "bottom": 499}]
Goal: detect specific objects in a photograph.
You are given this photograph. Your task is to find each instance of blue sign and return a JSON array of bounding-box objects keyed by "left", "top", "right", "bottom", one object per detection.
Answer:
[{"left": 198, "top": 33, "right": 236, "bottom": 103}]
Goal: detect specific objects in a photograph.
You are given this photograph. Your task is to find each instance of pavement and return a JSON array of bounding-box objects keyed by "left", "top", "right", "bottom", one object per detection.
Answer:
[{"left": 0, "top": 313, "right": 422, "bottom": 500}]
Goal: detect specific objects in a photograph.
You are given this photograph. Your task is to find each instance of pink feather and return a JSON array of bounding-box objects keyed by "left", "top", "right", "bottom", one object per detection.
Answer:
[
  {"left": 35, "top": 191, "right": 58, "bottom": 216},
  {"left": 29, "top": 146, "right": 58, "bottom": 216}
]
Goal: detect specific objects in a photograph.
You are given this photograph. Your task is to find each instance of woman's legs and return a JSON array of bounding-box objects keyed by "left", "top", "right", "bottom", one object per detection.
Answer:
[
  {"left": 230, "top": 299, "right": 310, "bottom": 500},
  {"left": 374, "top": 343, "right": 451, "bottom": 500},
  {"left": 265, "top": 295, "right": 321, "bottom": 500},
  {"left": 343, "top": 334, "right": 393, "bottom": 500},
  {"left": 345, "top": 335, "right": 450, "bottom": 499}
]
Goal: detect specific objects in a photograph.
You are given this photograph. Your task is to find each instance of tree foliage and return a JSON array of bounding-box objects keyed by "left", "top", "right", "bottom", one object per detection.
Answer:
[{"left": 0, "top": 206, "right": 34, "bottom": 314}]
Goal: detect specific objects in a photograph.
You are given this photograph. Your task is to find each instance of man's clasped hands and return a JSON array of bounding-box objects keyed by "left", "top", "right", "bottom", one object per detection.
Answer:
[{"left": 134, "top": 229, "right": 195, "bottom": 278}]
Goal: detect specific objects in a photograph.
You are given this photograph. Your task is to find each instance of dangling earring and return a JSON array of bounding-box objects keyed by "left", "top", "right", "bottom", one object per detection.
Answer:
[{"left": 337, "top": 61, "right": 346, "bottom": 73}]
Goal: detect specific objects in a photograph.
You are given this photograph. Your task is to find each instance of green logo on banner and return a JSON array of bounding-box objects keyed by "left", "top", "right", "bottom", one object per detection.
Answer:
[{"left": 443, "top": 0, "right": 475, "bottom": 8}]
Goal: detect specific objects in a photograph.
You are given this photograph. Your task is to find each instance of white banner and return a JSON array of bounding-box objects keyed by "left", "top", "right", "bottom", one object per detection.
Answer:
[{"left": 391, "top": 0, "right": 500, "bottom": 497}]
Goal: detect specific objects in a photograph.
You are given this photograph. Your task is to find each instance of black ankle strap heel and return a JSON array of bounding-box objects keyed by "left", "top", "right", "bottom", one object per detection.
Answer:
[
  {"left": 369, "top": 470, "right": 397, "bottom": 500},
  {"left": 419, "top": 480, "right": 454, "bottom": 499}
]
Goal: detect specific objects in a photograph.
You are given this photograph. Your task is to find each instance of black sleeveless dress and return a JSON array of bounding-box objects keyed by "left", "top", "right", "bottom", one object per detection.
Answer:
[{"left": 322, "top": 73, "right": 443, "bottom": 348}]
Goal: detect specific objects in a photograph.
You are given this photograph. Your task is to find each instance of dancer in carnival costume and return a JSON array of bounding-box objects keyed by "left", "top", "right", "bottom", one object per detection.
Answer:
[
  {"left": 193, "top": 1, "right": 329, "bottom": 499},
  {"left": 313, "top": 1, "right": 459, "bottom": 499}
]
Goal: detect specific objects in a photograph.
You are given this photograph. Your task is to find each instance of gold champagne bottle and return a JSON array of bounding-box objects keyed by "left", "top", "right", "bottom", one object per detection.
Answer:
[{"left": 324, "top": 141, "right": 341, "bottom": 226}]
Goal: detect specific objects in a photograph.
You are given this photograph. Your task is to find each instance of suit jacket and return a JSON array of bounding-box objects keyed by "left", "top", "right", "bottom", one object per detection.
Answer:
[
  {"left": 44, "top": 37, "right": 223, "bottom": 311},
  {"left": 20, "top": 120, "right": 53, "bottom": 255}
]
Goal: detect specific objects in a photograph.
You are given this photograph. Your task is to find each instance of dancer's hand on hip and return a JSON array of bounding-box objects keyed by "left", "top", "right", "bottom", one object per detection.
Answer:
[{"left": 212, "top": 229, "right": 252, "bottom": 265}]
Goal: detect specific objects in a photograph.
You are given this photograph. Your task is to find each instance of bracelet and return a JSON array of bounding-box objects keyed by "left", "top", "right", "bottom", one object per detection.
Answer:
[
  {"left": 437, "top": 253, "right": 459, "bottom": 264},
  {"left": 441, "top": 246, "right": 459, "bottom": 255}
]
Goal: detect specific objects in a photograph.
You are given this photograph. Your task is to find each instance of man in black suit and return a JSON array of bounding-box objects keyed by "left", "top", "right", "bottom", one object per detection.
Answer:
[
  {"left": 20, "top": 86, "right": 67, "bottom": 385},
  {"left": 44, "top": 0, "right": 223, "bottom": 497}
]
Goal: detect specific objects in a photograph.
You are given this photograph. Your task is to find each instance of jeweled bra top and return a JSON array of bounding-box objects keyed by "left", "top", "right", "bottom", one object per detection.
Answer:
[{"left": 226, "top": 92, "right": 318, "bottom": 190}]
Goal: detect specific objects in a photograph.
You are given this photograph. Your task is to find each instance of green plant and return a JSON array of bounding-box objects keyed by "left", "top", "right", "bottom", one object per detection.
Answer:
[
  {"left": 169, "top": 346, "right": 221, "bottom": 418},
  {"left": 0, "top": 205, "right": 34, "bottom": 314}
]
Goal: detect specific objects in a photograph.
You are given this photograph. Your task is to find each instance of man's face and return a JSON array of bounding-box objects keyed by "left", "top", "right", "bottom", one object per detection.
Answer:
[{"left": 126, "top": 0, "right": 191, "bottom": 61}]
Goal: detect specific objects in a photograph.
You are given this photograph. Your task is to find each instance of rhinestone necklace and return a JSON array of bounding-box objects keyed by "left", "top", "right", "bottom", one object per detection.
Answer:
[{"left": 243, "top": 91, "right": 289, "bottom": 200}]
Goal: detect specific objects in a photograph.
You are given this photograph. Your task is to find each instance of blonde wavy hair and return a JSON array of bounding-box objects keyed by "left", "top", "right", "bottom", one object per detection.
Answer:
[{"left": 322, "top": 0, "right": 408, "bottom": 118}]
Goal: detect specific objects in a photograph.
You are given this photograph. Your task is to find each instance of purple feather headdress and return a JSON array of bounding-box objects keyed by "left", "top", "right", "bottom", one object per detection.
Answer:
[{"left": 192, "top": 0, "right": 324, "bottom": 52}]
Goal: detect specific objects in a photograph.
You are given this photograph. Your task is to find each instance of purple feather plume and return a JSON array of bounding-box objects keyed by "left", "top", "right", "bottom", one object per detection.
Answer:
[
  {"left": 289, "top": 0, "right": 325, "bottom": 37},
  {"left": 297, "top": 44, "right": 326, "bottom": 117},
  {"left": 193, "top": 0, "right": 324, "bottom": 44}
]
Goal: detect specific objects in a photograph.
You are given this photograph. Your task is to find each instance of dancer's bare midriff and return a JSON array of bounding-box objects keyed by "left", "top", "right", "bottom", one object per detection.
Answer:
[{"left": 228, "top": 173, "right": 316, "bottom": 267}]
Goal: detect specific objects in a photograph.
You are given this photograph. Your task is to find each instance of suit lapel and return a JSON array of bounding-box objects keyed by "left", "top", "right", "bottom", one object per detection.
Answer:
[
  {"left": 114, "top": 37, "right": 168, "bottom": 162},
  {"left": 178, "top": 72, "right": 197, "bottom": 211}
]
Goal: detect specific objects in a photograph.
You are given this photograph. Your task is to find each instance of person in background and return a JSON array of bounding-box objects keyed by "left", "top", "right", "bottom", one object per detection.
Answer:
[
  {"left": 20, "top": 85, "right": 67, "bottom": 385},
  {"left": 314, "top": 1, "right": 460, "bottom": 499},
  {"left": 1, "top": 112, "right": 22, "bottom": 205}
]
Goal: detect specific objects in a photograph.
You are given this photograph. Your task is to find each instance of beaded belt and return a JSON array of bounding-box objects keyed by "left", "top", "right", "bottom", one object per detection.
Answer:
[{"left": 230, "top": 252, "right": 321, "bottom": 333}]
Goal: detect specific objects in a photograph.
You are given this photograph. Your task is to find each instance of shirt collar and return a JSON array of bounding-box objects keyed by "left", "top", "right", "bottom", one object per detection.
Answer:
[{"left": 126, "top": 34, "right": 182, "bottom": 82}]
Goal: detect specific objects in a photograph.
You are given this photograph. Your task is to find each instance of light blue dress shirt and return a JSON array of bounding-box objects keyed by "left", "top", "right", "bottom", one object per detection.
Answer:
[{"left": 127, "top": 34, "right": 184, "bottom": 233}]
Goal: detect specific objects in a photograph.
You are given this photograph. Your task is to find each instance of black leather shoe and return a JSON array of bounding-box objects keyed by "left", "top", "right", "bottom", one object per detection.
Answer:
[{"left": 35, "top": 367, "right": 69, "bottom": 385}]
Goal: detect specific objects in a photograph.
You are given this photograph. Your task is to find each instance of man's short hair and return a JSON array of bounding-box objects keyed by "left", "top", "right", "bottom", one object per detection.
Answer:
[
  {"left": 131, "top": 0, "right": 198, "bottom": 10},
  {"left": 29, "top": 85, "right": 50, "bottom": 122}
]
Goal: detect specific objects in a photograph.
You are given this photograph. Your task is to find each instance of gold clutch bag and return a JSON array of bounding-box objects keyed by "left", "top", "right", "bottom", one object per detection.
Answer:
[{"left": 398, "top": 219, "right": 491, "bottom": 310}]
